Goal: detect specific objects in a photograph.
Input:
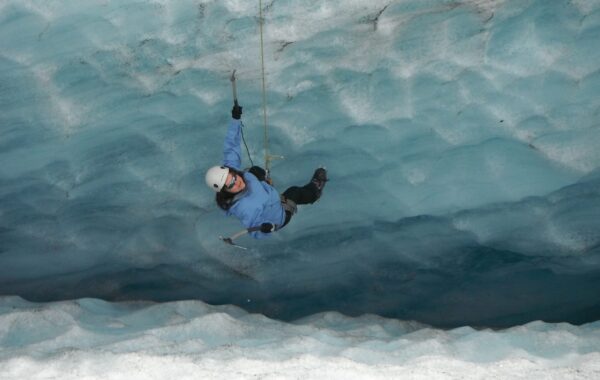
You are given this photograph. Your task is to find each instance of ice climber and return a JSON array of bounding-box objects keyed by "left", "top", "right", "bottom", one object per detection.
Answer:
[{"left": 205, "top": 101, "right": 328, "bottom": 239}]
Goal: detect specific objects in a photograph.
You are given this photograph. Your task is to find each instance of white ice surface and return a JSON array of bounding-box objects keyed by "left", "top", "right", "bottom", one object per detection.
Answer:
[{"left": 1, "top": 297, "right": 599, "bottom": 380}]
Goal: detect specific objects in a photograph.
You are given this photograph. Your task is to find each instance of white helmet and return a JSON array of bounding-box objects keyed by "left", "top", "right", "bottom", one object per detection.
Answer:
[{"left": 205, "top": 166, "right": 229, "bottom": 192}]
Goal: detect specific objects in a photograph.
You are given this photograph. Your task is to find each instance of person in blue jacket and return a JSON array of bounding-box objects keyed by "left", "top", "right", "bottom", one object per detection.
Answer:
[{"left": 205, "top": 101, "right": 327, "bottom": 239}]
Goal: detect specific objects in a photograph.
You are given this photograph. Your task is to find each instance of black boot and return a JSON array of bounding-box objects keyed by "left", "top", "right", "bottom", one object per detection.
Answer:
[{"left": 311, "top": 168, "right": 328, "bottom": 197}]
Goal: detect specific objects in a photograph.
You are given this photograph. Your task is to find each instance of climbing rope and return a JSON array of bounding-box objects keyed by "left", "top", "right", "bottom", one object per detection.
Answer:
[
  {"left": 258, "top": 0, "right": 270, "bottom": 173},
  {"left": 231, "top": 1, "right": 282, "bottom": 178},
  {"left": 240, "top": 121, "right": 255, "bottom": 167}
]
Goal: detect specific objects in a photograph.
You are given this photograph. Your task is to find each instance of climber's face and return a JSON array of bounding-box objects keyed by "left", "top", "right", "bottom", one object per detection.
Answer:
[{"left": 224, "top": 172, "right": 245, "bottom": 193}]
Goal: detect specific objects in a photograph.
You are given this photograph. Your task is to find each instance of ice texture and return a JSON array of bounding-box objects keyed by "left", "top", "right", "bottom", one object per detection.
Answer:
[
  {"left": 0, "top": 297, "right": 599, "bottom": 379},
  {"left": 2, "top": 0, "right": 600, "bottom": 377},
  {"left": 1, "top": 0, "right": 600, "bottom": 334}
]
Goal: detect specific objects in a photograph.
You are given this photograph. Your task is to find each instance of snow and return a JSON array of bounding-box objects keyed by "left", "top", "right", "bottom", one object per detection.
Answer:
[{"left": 1, "top": 297, "right": 599, "bottom": 379}]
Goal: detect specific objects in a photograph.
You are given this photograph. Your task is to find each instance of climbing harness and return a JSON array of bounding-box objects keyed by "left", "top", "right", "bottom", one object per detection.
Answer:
[{"left": 280, "top": 196, "right": 297, "bottom": 215}]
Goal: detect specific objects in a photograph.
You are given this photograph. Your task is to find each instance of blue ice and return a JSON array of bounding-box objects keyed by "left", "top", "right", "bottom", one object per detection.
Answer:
[{"left": 0, "top": 0, "right": 599, "bottom": 377}]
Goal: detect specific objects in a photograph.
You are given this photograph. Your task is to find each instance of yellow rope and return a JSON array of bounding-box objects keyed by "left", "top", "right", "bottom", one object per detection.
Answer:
[{"left": 259, "top": 0, "right": 270, "bottom": 173}]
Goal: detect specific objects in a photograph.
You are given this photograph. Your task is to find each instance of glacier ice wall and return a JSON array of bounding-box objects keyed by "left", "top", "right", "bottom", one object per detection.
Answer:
[{"left": 1, "top": 0, "right": 599, "bottom": 327}]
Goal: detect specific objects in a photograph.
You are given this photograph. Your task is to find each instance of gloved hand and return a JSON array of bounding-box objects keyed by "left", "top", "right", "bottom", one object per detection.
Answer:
[
  {"left": 260, "top": 223, "right": 275, "bottom": 233},
  {"left": 232, "top": 101, "right": 243, "bottom": 120},
  {"left": 248, "top": 166, "right": 267, "bottom": 182}
]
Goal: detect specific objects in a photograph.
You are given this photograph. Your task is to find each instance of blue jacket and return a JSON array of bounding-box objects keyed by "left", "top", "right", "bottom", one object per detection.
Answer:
[{"left": 222, "top": 118, "right": 285, "bottom": 238}]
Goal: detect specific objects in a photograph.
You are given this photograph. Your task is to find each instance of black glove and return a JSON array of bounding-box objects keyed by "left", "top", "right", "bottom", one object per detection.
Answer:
[
  {"left": 260, "top": 223, "right": 275, "bottom": 233},
  {"left": 232, "top": 101, "right": 242, "bottom": 120},
  {"left": 248, "top": 166, "right": 267, "bottom": 182}
]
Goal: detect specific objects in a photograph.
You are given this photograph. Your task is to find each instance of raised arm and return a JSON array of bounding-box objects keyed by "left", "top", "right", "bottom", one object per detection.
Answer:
[{"left": 222, "top": 102, "right": 243, "bottom": 170}]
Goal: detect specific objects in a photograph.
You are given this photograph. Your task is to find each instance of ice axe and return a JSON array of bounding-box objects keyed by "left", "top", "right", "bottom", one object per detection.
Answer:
[
  {"left": 231, "top": 69, "right": 238, "bottom": 105},
  {"left": 220, "top": 226, "right": 263, "bottom": 250}
]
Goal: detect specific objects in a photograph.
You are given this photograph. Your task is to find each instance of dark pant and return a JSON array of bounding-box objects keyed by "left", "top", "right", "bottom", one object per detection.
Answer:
[
  {"left": 280, "top": 182, "right": 320, "bottom": 228},
  {"left": 283, "top": 183, "right": 320, "bottom": 205},
  {"left": 248, "top": 166, "right": 319, "bottom": 228}
]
